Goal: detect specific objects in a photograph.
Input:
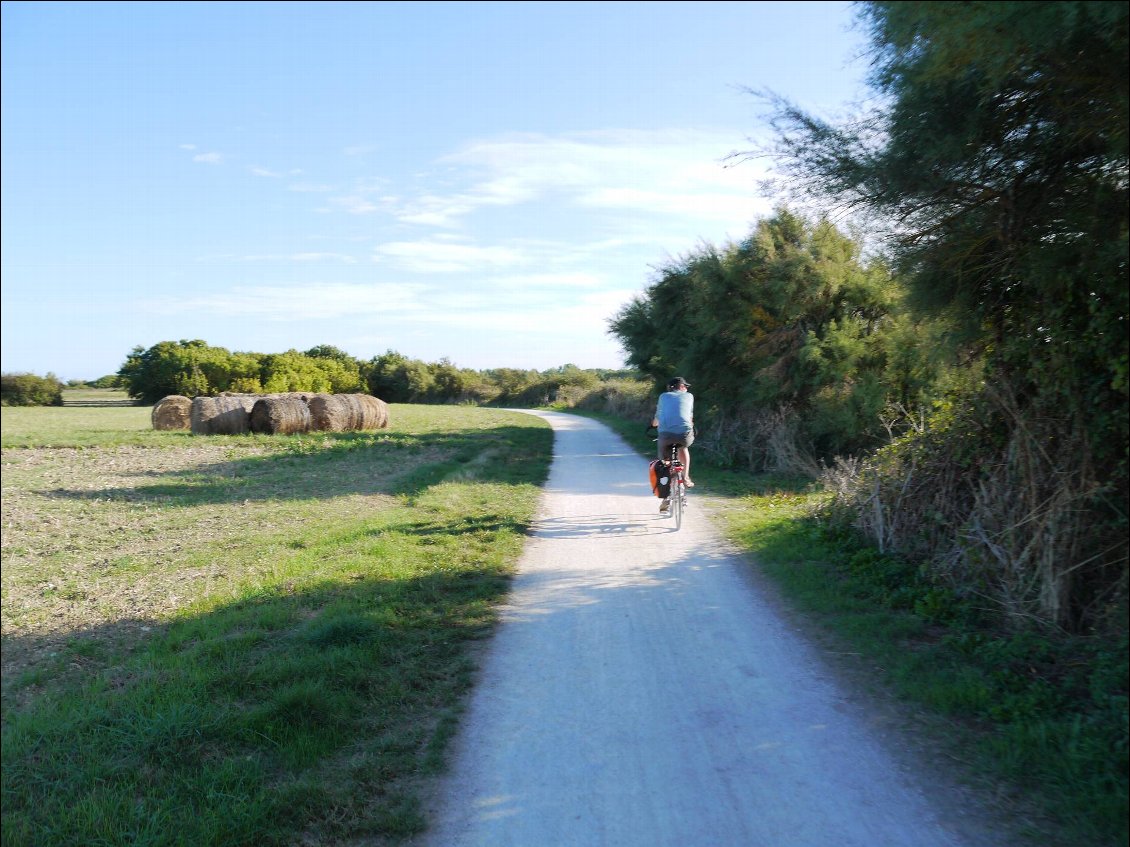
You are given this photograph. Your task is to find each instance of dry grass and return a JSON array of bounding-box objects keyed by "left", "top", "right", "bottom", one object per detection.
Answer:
[{"left": 0, "top": 409, "right": 485, "bottom": 698}]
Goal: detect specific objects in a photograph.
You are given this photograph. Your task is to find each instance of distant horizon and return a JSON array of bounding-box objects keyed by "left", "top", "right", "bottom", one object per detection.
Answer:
[{"left": 2, "top": 1, "right": 870, "bottom": 382}]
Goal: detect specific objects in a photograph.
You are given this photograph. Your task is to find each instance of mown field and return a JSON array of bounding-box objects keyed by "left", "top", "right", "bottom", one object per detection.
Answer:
[{"left": 1, "top": 404, "right": 552, "bottom": 845}]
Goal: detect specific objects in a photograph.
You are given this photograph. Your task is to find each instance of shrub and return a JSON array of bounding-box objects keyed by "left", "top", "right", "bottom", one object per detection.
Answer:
[
  {"left": 90, "top": 374, "right": 125, "bottom": 389},
  {"left": 822, "top": 380, "right": 1128, "bottom": 636},
  {"left": 1, "top": 372, "right": 64, "bottom": 406}
]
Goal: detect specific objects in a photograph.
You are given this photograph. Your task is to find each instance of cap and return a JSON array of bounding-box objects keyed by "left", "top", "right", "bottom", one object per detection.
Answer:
[{"left": 668, "top": 377, "right": 690, "bottom": 389}]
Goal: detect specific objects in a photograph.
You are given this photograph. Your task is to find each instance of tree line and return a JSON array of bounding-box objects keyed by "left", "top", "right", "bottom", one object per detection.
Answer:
[{"left": 112, "top": 339, "right": 642, "bottom": 408}]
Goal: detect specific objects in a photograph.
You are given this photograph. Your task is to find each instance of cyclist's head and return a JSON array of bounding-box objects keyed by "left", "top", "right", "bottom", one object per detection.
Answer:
[{"left": 668, "top": 377, "right": 690, "bottom": 391}]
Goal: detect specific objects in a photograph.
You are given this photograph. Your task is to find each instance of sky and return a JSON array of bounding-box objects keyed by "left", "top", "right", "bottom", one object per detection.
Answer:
[{"left": 1, "top": 1, "right": 872, "bottom": 382}]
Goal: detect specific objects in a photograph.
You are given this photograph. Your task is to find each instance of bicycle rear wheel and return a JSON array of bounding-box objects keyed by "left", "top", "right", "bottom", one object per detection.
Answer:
[{"left": 672, "top": 479, "right": 684, "bottom": 529}]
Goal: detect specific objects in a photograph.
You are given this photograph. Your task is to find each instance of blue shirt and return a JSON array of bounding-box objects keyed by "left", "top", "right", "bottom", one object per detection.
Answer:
[{"left": 656, "top": 390, "right": 694, "bottom": 433}]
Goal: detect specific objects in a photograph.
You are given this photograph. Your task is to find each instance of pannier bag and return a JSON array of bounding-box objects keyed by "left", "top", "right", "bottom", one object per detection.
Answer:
[{"left": 648, "top": 459, "right": 672, "bottom": 498}]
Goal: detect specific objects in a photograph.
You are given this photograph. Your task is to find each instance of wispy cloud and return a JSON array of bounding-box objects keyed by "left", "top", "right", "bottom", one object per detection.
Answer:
[
  {"left": 368, "top": 129, "right": 769, "bottom": 230},
  {"left": 250, "top": 166, "right": 282, "bottom": 178},
  {"left": 143, "top": 282, "right": 427, "bottom": 320},
  {"left": 373, "top": 238, "right": 528, "bottom": 273},
  {"left": 192, "top": 152, "right": 223, "bottom": 164}
]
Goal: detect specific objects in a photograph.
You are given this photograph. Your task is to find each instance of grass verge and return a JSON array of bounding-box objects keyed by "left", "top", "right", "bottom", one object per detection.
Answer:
[
  {"left": 577, "top": 407, "right": 1129, "bottom": 847},
  {"left": 1, "top": 405, "right": 552, "bottom": 846}
]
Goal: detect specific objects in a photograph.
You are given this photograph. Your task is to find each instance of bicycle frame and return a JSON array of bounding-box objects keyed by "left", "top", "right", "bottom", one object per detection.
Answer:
[{"left": 667, "top": 443, "right": 687, "bottom": 529}]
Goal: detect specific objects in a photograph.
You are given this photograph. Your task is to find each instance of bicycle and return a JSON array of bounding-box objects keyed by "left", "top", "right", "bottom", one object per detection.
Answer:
[
  {"left": 648, "top": 427, "right": 689, "bottom": 530},
  {"left": 665, "top": 441, "right": 688, "bottom": 530}
]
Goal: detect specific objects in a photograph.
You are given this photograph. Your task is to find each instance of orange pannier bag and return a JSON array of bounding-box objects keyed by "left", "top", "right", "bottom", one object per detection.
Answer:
[{"left": 648, "top": 460, "right": 671, "bottom": 498}]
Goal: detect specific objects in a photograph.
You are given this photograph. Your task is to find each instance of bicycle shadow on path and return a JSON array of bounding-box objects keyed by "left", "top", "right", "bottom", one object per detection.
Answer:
[{"left": 530, "top": 511, "right": 683, "bottom": 538}]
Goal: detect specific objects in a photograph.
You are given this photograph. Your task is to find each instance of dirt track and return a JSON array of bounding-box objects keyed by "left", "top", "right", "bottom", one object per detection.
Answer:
[{"left": 422, "top": 412, "right": 1014, "bottom": 847}]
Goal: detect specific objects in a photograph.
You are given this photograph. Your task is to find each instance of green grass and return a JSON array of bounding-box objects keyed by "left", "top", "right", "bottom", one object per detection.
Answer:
[
  {"left": 1, "top": 405, "right": 552, "bottom": 846},
  {"left": 577, "top": 407, "right": 1129, "bottom": 847},
  {"left": 2, "top": 404, "right": 153, "bottom": 446}
]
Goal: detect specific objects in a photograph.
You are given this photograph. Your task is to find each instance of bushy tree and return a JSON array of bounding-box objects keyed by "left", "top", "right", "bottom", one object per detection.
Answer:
[
  {"left": 1, "top": 372, "right": 64, "bottom": 406},
  {"left": 119, "top": 341, "right": 362, "bottom": 401},
  {"left": 756, "top": 0, "right": 1128, "bottom": 631},
  {"left": 305, "top": 345, "right": 364, "bottom": 392},
  {"left": 611, "top": 209, "right": 930, "bottom": 461},
  {"left": 366, "top": 351, "right": 420, "bottom": 402},
  {"left": 260, "top": 350, "right": 334, "bottom": 394},
  {"left": 226, "top": 352, "right": 265, "bottom": 394},
  {"left": 483, "top": 367, "right": 541, "bottom": 403},
  {"left": 89, "top": 374, "right": 124, "bottom": 389},
  {"left": 763, "top": 1, "right": 1128, "bottom": 459},
  {"left": 118, "top": 340, "right": 219, "bottom": 403}
]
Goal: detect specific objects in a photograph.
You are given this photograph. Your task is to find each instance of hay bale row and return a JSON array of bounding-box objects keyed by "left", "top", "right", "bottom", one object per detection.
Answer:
[
  {"left": 152, "top": 395, "right": 192, "bottom": 430},
  {"left": 164, "top": 392, "right": 390, "bottom": 436}
]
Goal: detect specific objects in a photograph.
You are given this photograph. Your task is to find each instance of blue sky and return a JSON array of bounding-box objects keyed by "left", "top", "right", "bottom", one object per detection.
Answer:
[{"left": 1, "top": 1, "right": 871, "bottom": 381}]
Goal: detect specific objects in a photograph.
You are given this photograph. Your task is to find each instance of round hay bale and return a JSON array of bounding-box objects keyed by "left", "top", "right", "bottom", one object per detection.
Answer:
[
  {"left": 249, "top": 396, "right": 312, "bottom": 435},
  {"left": 306, "top": 393, "right": 389, "bottom": 431},
  {"left": 355, "top": 394, "right": 390, "bottom": 430},
  {"left": 307, "top": 393, "right": 352, "bottom": 432},
  {"left": 151, "top": 395, "right": 192, "bottom": 430},
  {"left": 190, "top": 395, "right": 257, "bottom": 435}
]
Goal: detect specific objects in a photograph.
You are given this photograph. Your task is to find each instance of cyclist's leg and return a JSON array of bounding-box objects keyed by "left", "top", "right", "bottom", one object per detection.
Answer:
[
  {"left": 678, "top": 446, "right": 694, "bottom": 485},
  {"left": 661, "top": 434, "right": 693, "bottom": 486},
  {"left": 680, "top": 431, "right": 695, "bottom": 486}
]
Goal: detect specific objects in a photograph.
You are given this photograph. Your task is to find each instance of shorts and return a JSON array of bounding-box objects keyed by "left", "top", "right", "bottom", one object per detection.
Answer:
[{"left": 658, "top": 430, "right": 694, "bottom": 458}]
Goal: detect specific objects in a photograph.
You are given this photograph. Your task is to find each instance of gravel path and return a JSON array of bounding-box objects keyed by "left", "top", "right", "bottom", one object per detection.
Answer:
[{"left": 421, "top": 412, "right": 1009, "bottom": 847}]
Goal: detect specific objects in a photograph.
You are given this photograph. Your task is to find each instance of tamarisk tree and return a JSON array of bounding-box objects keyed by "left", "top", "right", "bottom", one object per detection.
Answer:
[
  {"left": 610, "top": 209, "right": 936, "bottom": 465},
  {"left": 756, "top": 1, "right": 1128, "bottom": 632}
]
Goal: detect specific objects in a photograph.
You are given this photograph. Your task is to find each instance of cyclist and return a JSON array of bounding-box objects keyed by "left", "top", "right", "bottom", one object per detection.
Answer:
[{"left": 650, "top": 377, "right": 695, "bottom": 511}]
